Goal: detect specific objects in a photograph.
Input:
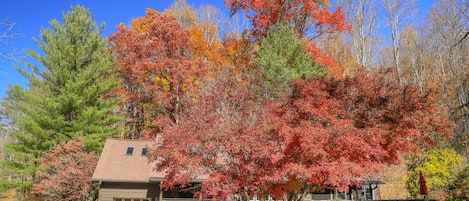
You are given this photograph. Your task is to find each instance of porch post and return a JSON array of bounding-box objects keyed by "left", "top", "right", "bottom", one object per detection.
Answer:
[{"left": 159, "top": 183, "right": 163, "bottom": 201}]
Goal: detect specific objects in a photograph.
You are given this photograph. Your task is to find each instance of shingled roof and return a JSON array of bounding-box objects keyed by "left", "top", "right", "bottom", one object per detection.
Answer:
[
  {"left": 92, "top": 138, "right": 158, "bottom": 183},
  {"left": 92, "top": 138, "right": 209, "bottom": 183}
]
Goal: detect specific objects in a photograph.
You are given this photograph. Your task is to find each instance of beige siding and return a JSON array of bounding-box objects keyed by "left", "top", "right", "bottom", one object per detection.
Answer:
[
  {"left": 99, "top": 182, "right": 158, "bottom": 201},
  {"left": 311, "top": 193, "right": 333, "bottom": 201},
  {"left": 99, "top": 188, "right": 149, "bottom": 201}
]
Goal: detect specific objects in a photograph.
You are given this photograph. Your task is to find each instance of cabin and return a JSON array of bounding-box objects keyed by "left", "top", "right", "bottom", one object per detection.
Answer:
[
  {"left": 92, "top": 139, "right": 384, "bottom": 201},
  {"left": 91, "top": 138, "right": 200, "bottom": 201}
]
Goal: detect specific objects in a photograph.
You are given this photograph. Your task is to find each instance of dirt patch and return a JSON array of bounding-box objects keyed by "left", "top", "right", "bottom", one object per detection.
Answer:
[{"left": 0, "top": 189, "right": 15, "bottom": 201}]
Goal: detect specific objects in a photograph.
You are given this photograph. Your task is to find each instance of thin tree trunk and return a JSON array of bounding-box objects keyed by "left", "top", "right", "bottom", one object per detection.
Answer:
[{"left": 438, "top": 53, "right": 452, "bottom": 114}]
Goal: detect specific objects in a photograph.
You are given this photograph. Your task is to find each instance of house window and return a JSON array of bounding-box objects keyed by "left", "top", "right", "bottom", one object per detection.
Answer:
[
  {"left": 126, "top": 147, "right": 134, "bottom": 155},
  {"left": 141, "top": 148, "right": 147, "bottom": 156},
  {"left": 364, "top": 186, "right": 373, "bottom": 200}
]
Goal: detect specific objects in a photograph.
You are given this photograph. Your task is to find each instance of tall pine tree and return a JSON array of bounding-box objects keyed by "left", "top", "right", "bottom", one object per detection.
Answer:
[
  {"left": 255, "top": 22, "right": 325, "bottom": 96},
  {"left": 0, "top": 5, "right": 121, "bottom": 191}
]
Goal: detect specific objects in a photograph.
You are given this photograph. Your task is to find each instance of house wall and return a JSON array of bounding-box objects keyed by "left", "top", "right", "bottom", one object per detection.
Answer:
[
  {"left": 311, "top": 193, "right": 334, "bottom": 200},
  {"left": 311, "top": 185, "right": 382, "bottom": 201},
  {"left": 99, "top": 182, "right": 159, "bottom": 201},
  {"left": 374, "top": 188, "right": 381, "bottom": 200}
]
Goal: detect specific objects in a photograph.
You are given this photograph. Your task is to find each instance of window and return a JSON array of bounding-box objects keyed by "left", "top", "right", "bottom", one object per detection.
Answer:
[
  {"left": 163, "top": 185, "right": 196, "bottom": 198},
  {"left": 141, "top": 148, "right": 147, "bottom": 156},
  {"left": 126, "top": 147, "right": 134, "bottom": 155},
  {"left": 364, "top": 186, "right": 373, "bottom": 200}
]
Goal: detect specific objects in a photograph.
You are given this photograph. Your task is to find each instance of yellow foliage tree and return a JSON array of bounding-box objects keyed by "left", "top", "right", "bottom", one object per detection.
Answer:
[{"left": 406, "top": 148, "right": 463, "bottom": 199}]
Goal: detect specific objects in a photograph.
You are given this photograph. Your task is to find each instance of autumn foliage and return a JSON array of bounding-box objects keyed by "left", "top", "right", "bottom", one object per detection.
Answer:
[
  {"left": 225, "top": 0, "right": 349, "bottom": 78},
  {"left": 151, "top": 68, "right": 452, "bottom": 201},
  {"left": 109, "top": 8, "right": 208, "bottom": 139},
  {"left": 225, "top": 0, "right": 349, "bottom": 39},
  {"left": 31, "top": 138, "right": 98, "bottom": 201},
  {"left": 107, "top": 2, "right": 455, "bottom": 200},
  {"left": 2, "top": 0, "right": 465, "bottom": 200},
  {"left": 306, "top": 41, "right": 345, "bottom": 77},
  {"left": 220, "top": 32, "right": 255, "bottom": 73},
  {"left": 150, "top": 71, "right": 270, "bottom": 200}
]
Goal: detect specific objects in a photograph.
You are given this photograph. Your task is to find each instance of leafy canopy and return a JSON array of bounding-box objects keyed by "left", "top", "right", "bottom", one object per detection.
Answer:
[{"left": 151, "top": 69, "right": 452, "bottom": 201}]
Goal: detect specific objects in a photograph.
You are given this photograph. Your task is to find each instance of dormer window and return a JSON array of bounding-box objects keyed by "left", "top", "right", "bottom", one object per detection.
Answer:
[
  {"left": 141, "top": 148, "right": 148, "bottom": 156},
  {"left": 126, "top": 147, "right": 134, "bottom": 155}
]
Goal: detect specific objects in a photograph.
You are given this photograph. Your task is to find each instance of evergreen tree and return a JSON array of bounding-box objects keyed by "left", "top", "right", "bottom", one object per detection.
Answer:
[
  {"left": 0, "top": 5, "right": 121, "bottom": 192},
  {"left": 255, "top": 22, "right": 325, "bottom": 95}
]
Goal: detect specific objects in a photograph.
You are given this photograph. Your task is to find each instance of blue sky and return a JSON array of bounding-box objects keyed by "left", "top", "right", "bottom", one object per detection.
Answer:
[{"left": 0, "top": 0, "right": 436, "bottom": 101}]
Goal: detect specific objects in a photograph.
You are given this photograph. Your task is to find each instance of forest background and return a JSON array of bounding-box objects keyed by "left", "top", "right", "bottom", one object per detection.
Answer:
[{"left": 0, "top": 0, "right": 468, "bottom": 200}]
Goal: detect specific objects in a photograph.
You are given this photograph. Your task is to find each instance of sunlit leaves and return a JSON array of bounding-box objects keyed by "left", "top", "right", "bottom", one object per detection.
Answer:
[
  {"left": 151, "top": 68, "right": 452, "bottom": 200},
  {"left": 108, "top": 2, "right": 456, "bottom": 201},
  {"left": 225, "top": 0, "right": 348, "bottom": 39},
  {"left": 110, "top": 9, "right": 208, "bottom": 139}
]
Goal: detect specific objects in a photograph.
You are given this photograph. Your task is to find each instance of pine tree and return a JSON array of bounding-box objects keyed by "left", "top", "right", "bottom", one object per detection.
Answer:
[
  {"left": 0, "top": 5, "right": 121, "bottom": 192},
  {"left": 255, "top": 23, "right": 325, "bottom": 96}
]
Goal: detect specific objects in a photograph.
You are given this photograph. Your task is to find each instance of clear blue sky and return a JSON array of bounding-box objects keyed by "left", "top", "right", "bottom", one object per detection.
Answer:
[{"left": 0, "top": 0, "right": 436, "bottom": 101}]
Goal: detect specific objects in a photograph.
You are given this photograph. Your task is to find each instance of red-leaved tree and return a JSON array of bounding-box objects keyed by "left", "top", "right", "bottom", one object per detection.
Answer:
[
  {"left": 225, "top": 0, "right": 349, "bottom": 39},
  {"left": 31, "top": 137, "right": 98, "bottom": 201},
  {"left": 150, "top": 68, "right": 452, "bottom": 201},
  {"left": 150, "top": 70, "right": 272, "bottom": 201},
  {"left": 109, "top": 9, "right": 208, "bottom": 139}
]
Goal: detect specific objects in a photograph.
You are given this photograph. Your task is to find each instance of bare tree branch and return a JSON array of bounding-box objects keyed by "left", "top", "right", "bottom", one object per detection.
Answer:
[
  {"left": 0, "top": 18, "right": 22, "bottom": 60},
  {"left": 381, "top": 0, "right": 416, "bottom": 85},
  {"left": 454, "top": 31, "right": 469, "bottom": 47},
  {"left": 339, "top": 0, "right": 379, "bottom": 68}
]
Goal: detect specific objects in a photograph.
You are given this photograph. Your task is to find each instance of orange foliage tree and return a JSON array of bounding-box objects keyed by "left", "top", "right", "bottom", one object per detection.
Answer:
[
  {"left": 188, "top": 22, "right": 224, "bottom": 68},
  {"left": 109, "top": 9, "right": 208, "bottom": 139},
  {"left": 220, "top": 32, "right": 255, "bottom": 73},
  {"left": 164, "top": 1, "right": 234, "bottom": 74}
]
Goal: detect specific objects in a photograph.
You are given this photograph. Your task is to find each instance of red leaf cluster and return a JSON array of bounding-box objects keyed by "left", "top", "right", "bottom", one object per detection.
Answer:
[
  {"left": 31, "top": 138, "right": 98, "bottom": 201},
  {"left": 306, "top": 41, "right": 345, "bottom": 78},
  {"left": 150, "top": 69, "right": 452, "bottom": 200},
  {"left": 265, "top": 69, "right": 452, "bottom": 192}
]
